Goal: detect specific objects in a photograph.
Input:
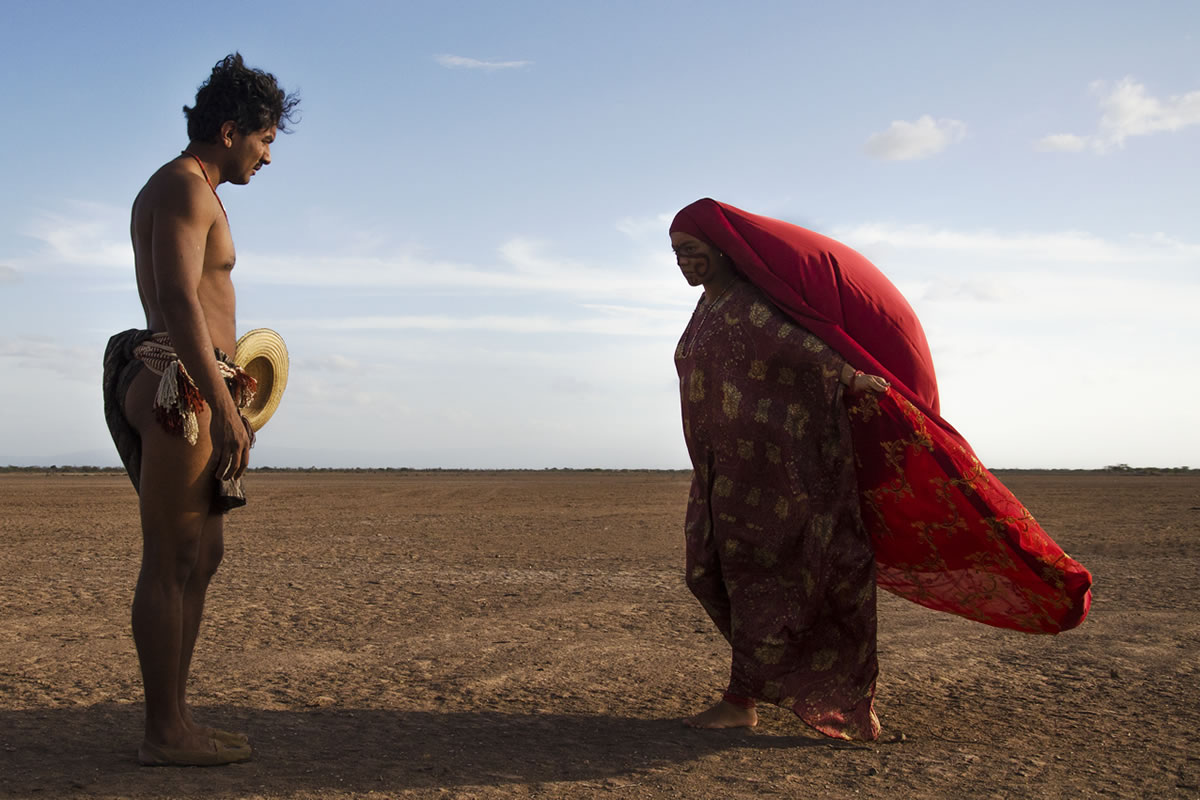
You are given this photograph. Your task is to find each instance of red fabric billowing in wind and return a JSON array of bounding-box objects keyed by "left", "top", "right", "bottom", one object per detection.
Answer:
[
  {"left": 670, "top": 200, "right": 940, "bottom": 415},
  {"left": 670, "top": 198, "right": 1092, "bottom": 634}
]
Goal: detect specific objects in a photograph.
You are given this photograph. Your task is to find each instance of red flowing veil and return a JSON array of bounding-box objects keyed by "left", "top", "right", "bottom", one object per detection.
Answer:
[{"left": 671, "top": 199, "right": 1092, "bottom": 634}]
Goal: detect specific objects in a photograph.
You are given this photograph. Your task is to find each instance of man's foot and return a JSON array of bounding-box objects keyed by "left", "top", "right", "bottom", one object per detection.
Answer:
[
  {"left": 206, "top": 727, "right": 251, "bottom": 747},
  {"left": 138, "top": 734, "right": 252, "bottom": 767},
  {"left": 181, "top": 706, "right": 250, "bottom": 746},
  {"left": 684, "top": 699, "right": 759, "bottom": 729}
]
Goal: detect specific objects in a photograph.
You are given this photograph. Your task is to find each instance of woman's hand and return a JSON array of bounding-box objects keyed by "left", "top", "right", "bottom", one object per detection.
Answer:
[
  {"left": 843, "top": 366, "right": 890, "bottom": 395},
  {"left": 853, "top": 373, "right": 890, "bottom": 394}
]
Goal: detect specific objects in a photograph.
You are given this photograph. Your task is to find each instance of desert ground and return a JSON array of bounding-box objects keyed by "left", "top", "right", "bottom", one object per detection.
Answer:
[{"left": 1, "top": 470, "right": 1197, "bottom": 799}]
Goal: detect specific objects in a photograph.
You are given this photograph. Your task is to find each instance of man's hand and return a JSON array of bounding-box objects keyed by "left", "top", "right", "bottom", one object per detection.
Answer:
[{"left": 213, "top": 401, "right": 252, "bottom": 481}]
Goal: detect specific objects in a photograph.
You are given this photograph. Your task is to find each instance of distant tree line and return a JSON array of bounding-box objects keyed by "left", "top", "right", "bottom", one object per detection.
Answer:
[
  {"left": 1, "top": 464, "right": 1192, "bottom": 476},
  {"left": 0, "top": 465, "right": 696, "bottom": 475}
]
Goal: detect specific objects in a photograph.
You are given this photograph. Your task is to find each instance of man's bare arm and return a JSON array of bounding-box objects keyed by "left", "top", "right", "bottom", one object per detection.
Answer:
[{"left": 150, "top": 175, "right": 251, "bottom": 480}]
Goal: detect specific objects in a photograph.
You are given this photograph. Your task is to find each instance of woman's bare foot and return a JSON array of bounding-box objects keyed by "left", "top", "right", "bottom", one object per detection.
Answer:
[{"left": 684, "top": 699, "right": 758, "bottom": 729}]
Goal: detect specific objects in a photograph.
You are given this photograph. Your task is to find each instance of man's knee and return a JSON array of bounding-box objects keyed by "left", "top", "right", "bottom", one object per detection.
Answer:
[
  {"left": 194, "top": 534, "right": 225, "bottom": 578},
  {"left": 139, "top": 525, "right": 209, "bottom": 584}
]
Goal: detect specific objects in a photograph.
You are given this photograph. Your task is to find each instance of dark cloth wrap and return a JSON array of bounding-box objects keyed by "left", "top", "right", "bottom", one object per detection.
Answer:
[{"left": 103, "top": 328, "right": 248, "bottom": 512}]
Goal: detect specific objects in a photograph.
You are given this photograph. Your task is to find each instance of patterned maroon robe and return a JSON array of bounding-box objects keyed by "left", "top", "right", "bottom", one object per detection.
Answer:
[
  {"left": 676, "top": 278, "right": 880, "bottom": 741},
  {"left": 670, "top": 198, "right": 1091, "bottom": 636}
]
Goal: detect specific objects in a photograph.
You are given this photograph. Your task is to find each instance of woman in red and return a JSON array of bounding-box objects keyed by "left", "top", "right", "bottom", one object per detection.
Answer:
[{"left": 670, "top": 199, "right": 1092, "bottom": 741}]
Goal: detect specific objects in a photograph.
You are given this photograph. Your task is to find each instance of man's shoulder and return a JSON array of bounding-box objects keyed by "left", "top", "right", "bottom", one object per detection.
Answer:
[
  {"left": 135, "top": 158, "right": 218, "bottom": 219},
  {"left": 140, "top": 156, "right": 207, "bottom": 196}
]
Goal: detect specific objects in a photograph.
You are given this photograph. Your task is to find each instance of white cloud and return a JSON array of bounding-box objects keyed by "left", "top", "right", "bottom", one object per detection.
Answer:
[
  {"left": 814, "top": 222, "right": 1200, "bottom": 467},
  {"left": 864, "top": 115, "right": 967, "bottom": 161},
  {"left": 12, "top": 200, "right": 695, "bottom": 311},
  {"left": 239, "top": 238, "right": 691, "bottom": 306},
  {"left": 615, "top": 212, "right": 674, "bottom": 241},
  {"left": 833, "top": 222, "right": 1199, "bottom": 276},
  {"left": 1035, "top": 133, "right": 1088, "bottom": 152},
  {"left": 0, "top": 337, "right": 97, "bottom": 382},
  {"left": 17, "top": 203, "right": 130, "bottom": 272},
  {"left": 294, "top": 354, "right": 365, "bottom": 374},
  {"left": 279, "top": 310, "right": 682, "bottom": 338},
  {"left": 1038, "top": 77, "right": 1200, "bottom": 153},
  {"left": 434, "top": 54, "right": 532, "bottom": 71}
]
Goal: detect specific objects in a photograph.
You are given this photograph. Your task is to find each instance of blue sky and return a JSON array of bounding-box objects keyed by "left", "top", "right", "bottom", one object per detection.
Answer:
[{"left": 1, "top": 1, "right": 1197, "bottom": 468}]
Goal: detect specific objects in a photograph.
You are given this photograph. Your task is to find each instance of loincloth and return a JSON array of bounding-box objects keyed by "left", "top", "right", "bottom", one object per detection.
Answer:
[{"left": 103, "top": 329, "right": 257, "bottom": 513}]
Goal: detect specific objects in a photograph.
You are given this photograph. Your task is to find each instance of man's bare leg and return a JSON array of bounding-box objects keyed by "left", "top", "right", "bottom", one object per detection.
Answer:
[
  {"left": 125, "top": 369, "right": 247, "bottom": 762},
  {"left": 685, "top": 700, "right": 759, "bottom": 729},
  {"left": 176, "top": 513, "right": 249, "bottom": 744},
  {"left": 178, "top": 514, "right": 222, "bottom": 699}
]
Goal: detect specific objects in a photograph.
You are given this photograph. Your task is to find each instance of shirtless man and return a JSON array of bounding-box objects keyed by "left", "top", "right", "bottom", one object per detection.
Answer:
[{"left": 101, "top": 53, "right": 298, "bottom": 766}]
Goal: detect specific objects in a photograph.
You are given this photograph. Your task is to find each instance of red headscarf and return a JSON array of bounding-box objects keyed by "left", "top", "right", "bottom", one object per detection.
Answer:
[
  {"left": 671, "top": 197, "right": 940, "bottom": 417},
  {"left": 671, "top": 198, "right": 1092, "bottom": 634}
]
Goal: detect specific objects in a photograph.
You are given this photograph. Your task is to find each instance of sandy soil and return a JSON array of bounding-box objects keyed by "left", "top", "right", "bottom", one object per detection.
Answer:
[{"left": 1, "top": 470, "right": 1197, "bottom": 799}]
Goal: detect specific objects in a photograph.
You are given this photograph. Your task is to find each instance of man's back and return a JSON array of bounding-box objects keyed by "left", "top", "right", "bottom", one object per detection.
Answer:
[{"left": 131, "top": 155, "right": 237, "bottom": 355}]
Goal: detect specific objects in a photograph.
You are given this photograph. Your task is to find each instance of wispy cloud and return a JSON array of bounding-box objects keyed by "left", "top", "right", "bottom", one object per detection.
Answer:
[
  {"left": 240, "top": 237, "right": 689, "bottom": 305},
  {"left": 1034, "top": 133, "right": 1089, "bottom": 153},
  {"left": 434, "top": 54, "right": 532, "bottom": 71},
  {"left": 278, "top": 311, "right": 681, "bottom": 337},
  {"left": 864, "top": 115, "right": 967, "bottom": 161},
  {"left": 13, "top": 200, "right": 695, "bottom": 309},
  {"left": 0, "top": 337, "right": 97, "bottom": 382},
  {"left": 293, "top": 354, "right": 366, "bottom": 374},
  {"left": 1037, "top": 77, "right": 1200, "bottom": 153},
  {"left": 833, "top": 222, "right": 1200, "bottom": 273},
  {"left": 615, "top": 212, "right": 674, "bottom": 241},
  {"left": 19, "top": 202, "right": 129, "bottom": 271}
]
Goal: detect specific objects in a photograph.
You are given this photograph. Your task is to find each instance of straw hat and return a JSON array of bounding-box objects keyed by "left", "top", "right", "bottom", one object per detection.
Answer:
[{"left": 234, "top": 328, "right": 289, "bottom": 432}]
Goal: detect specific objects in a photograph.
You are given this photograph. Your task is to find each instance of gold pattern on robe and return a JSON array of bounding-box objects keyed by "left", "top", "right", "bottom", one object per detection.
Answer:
[
  {"left": 754, "top": 635, "right": 786, "bottom": 665},
  {"left": 814, "top": 514, "right": 835, "bottom": 548},
  {"left": 785, "top": 403, "right": 810, "bottom": 438},
  {"left": 722, "top": 381, "right": 742, "bottom": 419},
  {"left": 748, "top": 359, "right": 767, "bottom": 380},
  {"left": 737, "top": 439, "right": 755, "bottom": 460},
  {"left": 801, "top": 569, "right": 815, "bottom": 596},
  {"left": 754, "top": 547, "right": 778, "bottom": 568},
  {"left": 810, "top": 649, "right": 838, "bottom": 671},
  {"left": 754, "top": 398, "right": 772, "bottom": 423},
  {"left": 774, "top": 497, "right": 790, "bottom": 520},
  {"left": 749, "top": 303, "right": 771, "bottom": 327},
  {"left": 688, "top": 368, "right": 706, "bottom": 402}
]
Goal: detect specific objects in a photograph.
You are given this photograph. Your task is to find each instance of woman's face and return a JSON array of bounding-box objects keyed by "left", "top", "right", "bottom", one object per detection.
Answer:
[{"left": 671, "top": 231, "right": 730, "bottom": 287}]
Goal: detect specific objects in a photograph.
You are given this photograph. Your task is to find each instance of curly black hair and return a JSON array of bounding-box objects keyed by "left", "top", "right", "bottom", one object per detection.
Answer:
[{"left": 183, "top": 53, "right": 301, "bottom": 143}]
